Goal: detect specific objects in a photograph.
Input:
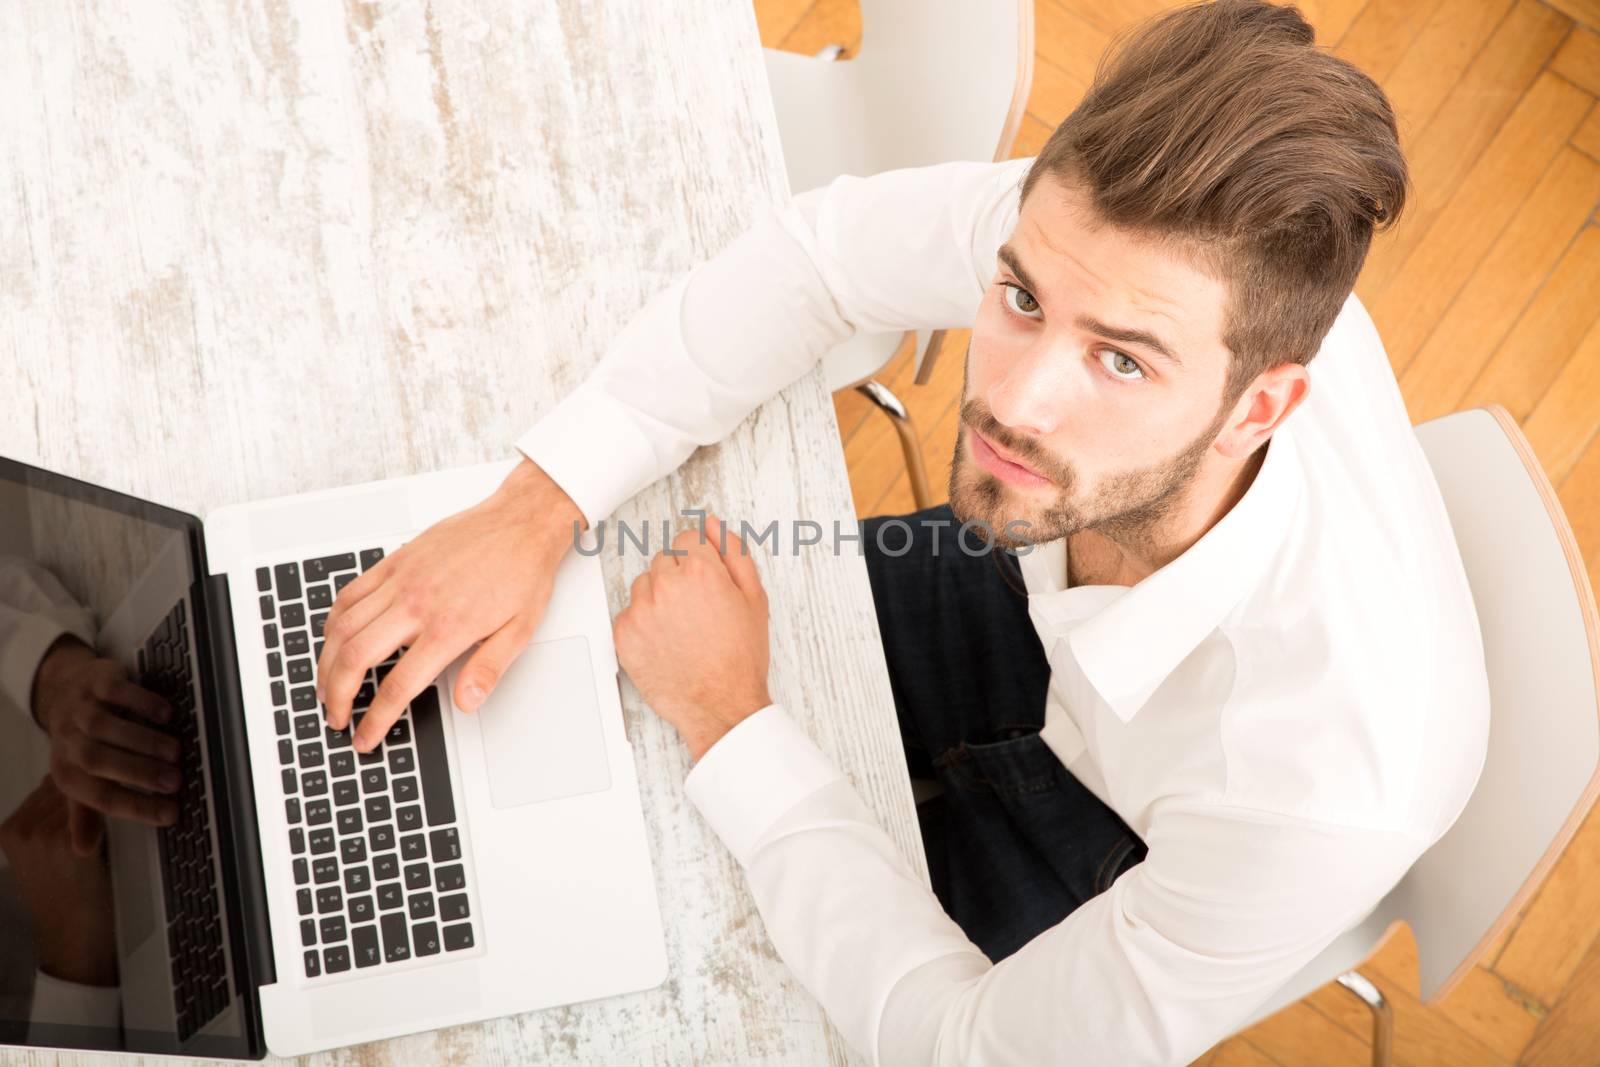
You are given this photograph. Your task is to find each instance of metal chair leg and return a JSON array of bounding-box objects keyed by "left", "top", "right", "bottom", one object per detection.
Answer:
[
  {"left": 855, "top": 379, "right": 933, "bottom": 510},
  {"left": 1335, "top": 971, "right": 1393, "bottom": 1067}
]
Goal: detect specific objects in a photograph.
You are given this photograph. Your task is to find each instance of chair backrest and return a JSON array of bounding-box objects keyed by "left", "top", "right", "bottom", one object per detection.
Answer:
[
  {"left": 1389, "top": 404, "right": 1600, "bottom": 1000},
  {"left": 761, "top": 0, "right": 1034, "bottom": 389}
]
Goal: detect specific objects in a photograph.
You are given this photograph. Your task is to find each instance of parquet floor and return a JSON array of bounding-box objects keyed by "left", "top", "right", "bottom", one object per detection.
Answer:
[{"left": 752, "top": 1, "right": 1600, "bottom": 1063}]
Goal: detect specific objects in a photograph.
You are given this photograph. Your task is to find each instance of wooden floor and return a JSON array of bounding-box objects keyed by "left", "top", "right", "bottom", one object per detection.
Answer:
[{"left": 754, "top": 1, "right": 1600, "bottom": 1064}]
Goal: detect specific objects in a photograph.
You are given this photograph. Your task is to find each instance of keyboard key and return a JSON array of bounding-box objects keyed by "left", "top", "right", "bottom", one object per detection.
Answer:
[
  {"left": 388, "top": 747, "right": 416, "bottom": 775},
  {"left": 335, "top": 573, "right": 356, "bottom": 592},
  {"left": 410, "top": 687, "right": 456, "bottom": 826},
  {"left": 326, "top": 726, "right": 352, "bottom": 750},
  {"left": 316, "top": 886, "right": 343, "bottom": 914},
  {"left": 373, "top": 853, "right": 399, "bottom": 882},
  {"left": 333, "top": 779, "right": 359, "bottom": 807},
  {"left": 361, "top": 768, "right": 387, "bottom": 794},
  {"left": 303, "top": 950, "right": 321, "bottom": 977},
  {"left": 288, "top": 658, "right": 313, "bottom": 684},
  {"left": 263, "top": 622, "right": 279, "bottom": 649},
  {"left": 435, "top": 864, "right": 465, "bottom": 893},
  {"left": 364, "top": 797, "right": 392, "bottom": 824},
  {"left": 400, "top": 834, "right": 426, "bottom": 861},
  {"left": 393, "top": 776, "right": 419, "bottom": 805},
  {"left": 273, "top": 562, "right": 302, "bottom": 601},
  {"left": 281, "top": 603, "right": 306, "bottom": 629},
  {"left": 259, "top": 595, "right": 273, "bottom": 621},
  {"left": 281, "top": 767, "right": 297, "bottom": 794},
  {"left": 352, "top": 681, "right": 376, "bottom": 708},
  {"left": 336, "top": 809, "right": 363, "bottom": 836},
  {"left": 319, "top": 916, "right": 347, "bottom": 943},
  {"left": 256, "top": 567, "right": 271, "bottom": 592},
  {"left": 396, "top": 805, "right": 422, "bottom": 833},
  {"left": 403, "top": 863, "right": 430, "bottom": 891},
  {"left": 369, "top": 824, "right": 396, "bottom": 853},
  {"left": 286, "top": 798, "right": 301, "bottom": 824},
  {"left": 340, "top": 837, "right": 367, "bottom": 864},
  {"left": 268, "top": 652, "right": 283, "bottom": 678},
  {"left": 305, "top": 799, "right": 332, "bottom": 825},
  {"left": 352, "top": 923, "right": 381, "bottom": 968},
  {"left": 293, "top": 858, "right": 309, "bottom": 885},
  {"left": 345, "top": 867, "right": 371, "bottom": 894},
  {"left": 330, "top": 752, "right": 356, "bottom": 779},
  {"left": 349, "top": 894, "right": 375, "bottom": 925},
  {"left": 377, "top": 883, "right": 404, "bottom": 911},
  {"left": 297, "top": 889, "right": 314, "bottom": 916},
  {"left": 380, "top": 912, "right": 411, "bottom": 962},
  {"left": 439, "top": 893, "right": 469, "bottom": 923},
  {"left": 312, "top": 857, "right": 338, "bottom": 884},
  {"left": 358, "top": 746, "right": 383, "bottom": 766},
  {"left": 304, "top": 553, "right": 356, "bottom": 583},
  {"left": 294, "top": 715, "right": 320, "bottom": 741},
  {"left": 275, "top": 710, "right": 290, "bottom": 737},
  {"left": 302, "top": 770, "right": 328, "bottom": 796},
  {"left": 297, "top": 743, "right": 324, "bottom": 769},
  {"left": 271, "top": 681, "right": 287, "bottom": 707},
  {"left": 283, "top": 630, "right": 310, "bottom": 656},
  {"left": 407, "top": 893, "right": 435, "bottom": 920},
  {"left": 291, "top": 686, "right": 317, "bottom": 712},
  {"left": 308, "top": 828, "right": 335, "bottom": 855},
  {"left": 299, "top": 919, "right": 316, "bottom": 947},
  {"left": 307, "top": 584, "right": 332, "bottom": 610},
  {"left": 360, "top": 547, "right": 384, "bottom": 570},
  {"left": 323, "top": 945, "right": 350, "bottom": 973},
  {"left": 289, "top": 827, "right": 305, "bottom": 855},
  {"left": 386, "top": 719, "right": 411, "bottom": 745},
  {"left": 443, "top": 923, "right": 474, "bottom": 952},
  {"left": 413, "top": 921, "right": 441, "bottom": 957},
  {"left": 311, "top": 612, "right": 328, "bottom": 639},
  {"left": 430, "top": 828, "right": 461, "bottom": 862}
]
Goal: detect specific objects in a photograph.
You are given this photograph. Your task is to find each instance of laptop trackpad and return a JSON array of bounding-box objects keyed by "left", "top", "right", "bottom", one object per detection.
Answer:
[{"left": 477, "top": 635, "right": 611, "bottom": 808}]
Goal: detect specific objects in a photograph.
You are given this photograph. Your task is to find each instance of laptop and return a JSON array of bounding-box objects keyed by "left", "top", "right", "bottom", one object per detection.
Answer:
[{"left": 0, "top": 452, "right": 667, "bottom": 1058}]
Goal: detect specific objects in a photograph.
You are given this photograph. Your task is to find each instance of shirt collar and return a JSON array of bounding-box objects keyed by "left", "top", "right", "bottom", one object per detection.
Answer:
[{"left": 1017, "top": 425, "right": 1304, "bottom": 722}]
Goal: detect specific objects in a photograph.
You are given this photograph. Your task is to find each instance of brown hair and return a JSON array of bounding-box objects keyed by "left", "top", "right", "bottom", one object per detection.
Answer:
[{"left": 1021, "top": 0, "right": 1408, "bottom": 413}]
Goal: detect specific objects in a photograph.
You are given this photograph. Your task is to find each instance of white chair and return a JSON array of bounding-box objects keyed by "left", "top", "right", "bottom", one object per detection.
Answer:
[
  {"left": 1228, "top": 403, "right": 1600, "bottom": 1065},
  {"left": 762, "top": 0, "right": 1035, "bottom": 508}
]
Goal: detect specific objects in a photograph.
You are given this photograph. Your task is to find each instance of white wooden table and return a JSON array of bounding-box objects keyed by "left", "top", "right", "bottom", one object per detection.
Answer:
[{"left": 0, "top": 1, "right": 925, "bottom": 1063}]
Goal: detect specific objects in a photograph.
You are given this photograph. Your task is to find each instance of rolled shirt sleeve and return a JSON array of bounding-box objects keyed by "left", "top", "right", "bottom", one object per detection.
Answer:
[
  {"left": 515, "top": 157, "right": 1033, "bottom": 528},
  {"left": 685, "top": 707, "right": 1426, "bottom": 1066}
]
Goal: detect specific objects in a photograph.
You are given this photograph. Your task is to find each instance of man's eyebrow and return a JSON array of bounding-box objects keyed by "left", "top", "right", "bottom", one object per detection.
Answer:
[{"left": 996, "top": 243, "right": 1185, "bottom": 370}]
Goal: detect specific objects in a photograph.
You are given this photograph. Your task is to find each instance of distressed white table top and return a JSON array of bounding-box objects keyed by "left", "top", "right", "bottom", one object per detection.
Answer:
[{"left": 0, "top": 1, "right": 923, "bottom": 1063}]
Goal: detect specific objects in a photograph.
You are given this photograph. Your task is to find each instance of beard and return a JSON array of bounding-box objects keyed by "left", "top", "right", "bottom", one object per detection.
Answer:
[{"left": 947, "top": 386, "right": 1231, "bottom": 553}]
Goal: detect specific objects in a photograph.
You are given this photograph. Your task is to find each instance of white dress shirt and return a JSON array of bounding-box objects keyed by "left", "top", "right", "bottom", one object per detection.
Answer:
[
  {"left": 0, "top": 556, "right": 97, "bottom": 724},
  {"left": 515, "top": 158, "right": 1492, "bottom": 1066}
]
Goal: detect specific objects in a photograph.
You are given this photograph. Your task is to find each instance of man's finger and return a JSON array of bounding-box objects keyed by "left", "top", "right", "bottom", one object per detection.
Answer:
[
  {"left": 85, "top": 706, "right": 181, "bottom": 763},
  {"left": 706, "top": 514, "right": 764, "bottom": 600},
  {"left": 69, "top": 801, "right": 104, "bottom": 858},
  {"left": 315, "top": 581, "right": 397, "bottom": 704},
  {"left": 321, "top": 554, "right": 390, "bottom": 632},
  {"left": 319, "top": 593, "right": 411, "bottom": 731},
  {"left": 353, "top": 634, "right": 460, "bottom": 753},
  {"left": 53, "top": 764, "right": 178, "bottom": 828},
  {"left": 455, "top": 620, "right": 534, "bottom": 714},
  {"left": 77, "top": 738, "right": 182, "bottom": 795},
  {"left": 92, "top": 673, "right": 172, "bottom": 725}
]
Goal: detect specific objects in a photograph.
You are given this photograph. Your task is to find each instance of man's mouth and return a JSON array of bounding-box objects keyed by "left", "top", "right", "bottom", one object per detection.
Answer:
[{"left": 967, "top": 426, "right": 1052, "bottom": 488}]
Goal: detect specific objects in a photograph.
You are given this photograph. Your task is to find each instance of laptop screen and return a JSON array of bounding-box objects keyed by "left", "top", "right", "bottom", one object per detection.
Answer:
[{"left": 0, "top": 455, "right": 255, "bottom": 1059}]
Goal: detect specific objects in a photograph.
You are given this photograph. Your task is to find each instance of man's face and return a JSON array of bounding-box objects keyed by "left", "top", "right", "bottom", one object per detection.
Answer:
[{"left": 951, "top": 172, "right": 1243, "bottom": 549}]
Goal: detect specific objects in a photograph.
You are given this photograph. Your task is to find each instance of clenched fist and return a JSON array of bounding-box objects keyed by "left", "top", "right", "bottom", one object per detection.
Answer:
[{"left": 614, "top": 514, "right": 773, "bottom": 763}]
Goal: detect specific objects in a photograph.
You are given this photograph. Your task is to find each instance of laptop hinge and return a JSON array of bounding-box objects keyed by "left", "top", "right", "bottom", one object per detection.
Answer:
[{"left": 195, "top": 565, "right": 278, "bottom": 997}]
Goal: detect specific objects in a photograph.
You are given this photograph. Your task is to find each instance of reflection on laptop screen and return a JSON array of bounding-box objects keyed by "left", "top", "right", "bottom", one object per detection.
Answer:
[{"left": 0, "top": 457, "right": 251, "bottom": 1059}]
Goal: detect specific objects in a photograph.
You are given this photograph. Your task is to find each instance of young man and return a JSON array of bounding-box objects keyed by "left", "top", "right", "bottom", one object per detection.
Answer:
[{"left": 314, "top": 1, "right": 1491, "bottom": 1061}]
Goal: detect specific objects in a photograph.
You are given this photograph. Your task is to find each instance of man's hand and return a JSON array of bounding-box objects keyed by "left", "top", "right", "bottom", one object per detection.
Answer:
[
  {"left": 0, "top": 776, "right": 118, "bottom": 986},
  {"left": 315, "top": 458, "right": 584, "bottom": 753},
  {"left": 31, "top": 635, "right": 180, "bottom": 855},
  {"left": 614, "top": 514, "right": 772, "bottom": 763}
]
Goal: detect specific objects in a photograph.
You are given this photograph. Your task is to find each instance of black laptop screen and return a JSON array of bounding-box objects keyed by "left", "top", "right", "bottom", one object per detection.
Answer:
[{"left": 0, "top": 455, "right": 253, "bottom": 1059}]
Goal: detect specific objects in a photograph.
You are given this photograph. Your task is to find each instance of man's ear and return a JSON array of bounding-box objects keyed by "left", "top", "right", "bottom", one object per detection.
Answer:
[{"left": 1217, "top": 363, "right": 1309, "bottom": 459}]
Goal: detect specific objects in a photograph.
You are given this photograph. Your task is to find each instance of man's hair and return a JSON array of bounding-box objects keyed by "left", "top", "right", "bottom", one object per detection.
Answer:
[{"left": 1022, "top": 0, "right": 1408, "bottom": 412}]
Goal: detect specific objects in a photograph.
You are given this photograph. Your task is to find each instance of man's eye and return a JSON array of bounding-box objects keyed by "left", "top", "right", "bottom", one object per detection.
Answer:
[
  {"left": 1002, "top": 283, "right": 1042, "bottom": 319},
  {"left": 1098, "top": 348, "right": 1146, "bottom": 382}
]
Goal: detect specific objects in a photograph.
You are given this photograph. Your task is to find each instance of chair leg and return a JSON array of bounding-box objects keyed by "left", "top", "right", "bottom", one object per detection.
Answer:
[
  {"left": 855, "top": 380, "right": 933, "bottom": 510},
  {"left": 1335, "top": 971, "right": 1393, "bottom": 1067}
]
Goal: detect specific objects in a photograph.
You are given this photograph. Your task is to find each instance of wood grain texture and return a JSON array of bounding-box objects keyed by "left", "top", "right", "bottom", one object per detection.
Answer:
[{"left": 0, "top": 1, "right": 920, "bottom": 1063}]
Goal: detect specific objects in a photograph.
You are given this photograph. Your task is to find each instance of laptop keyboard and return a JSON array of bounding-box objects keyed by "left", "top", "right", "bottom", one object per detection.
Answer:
[
  {"left": 255, "top": 548, "right": 477, "bottom": 980},
  {"left": 137, "top": 598, "right": 231, "bottom": 1041}
]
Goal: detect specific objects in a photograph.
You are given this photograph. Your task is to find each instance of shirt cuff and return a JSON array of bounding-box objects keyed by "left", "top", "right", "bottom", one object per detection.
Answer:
[
  {"left": 513, "top": 380, "right": 666, "bottom": 530},
  {"left": 683, "top": 703, "right": 846, "bottom": 867},
  {"left": 0, "top": 619, "right": 82, "bottom": 726}
]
